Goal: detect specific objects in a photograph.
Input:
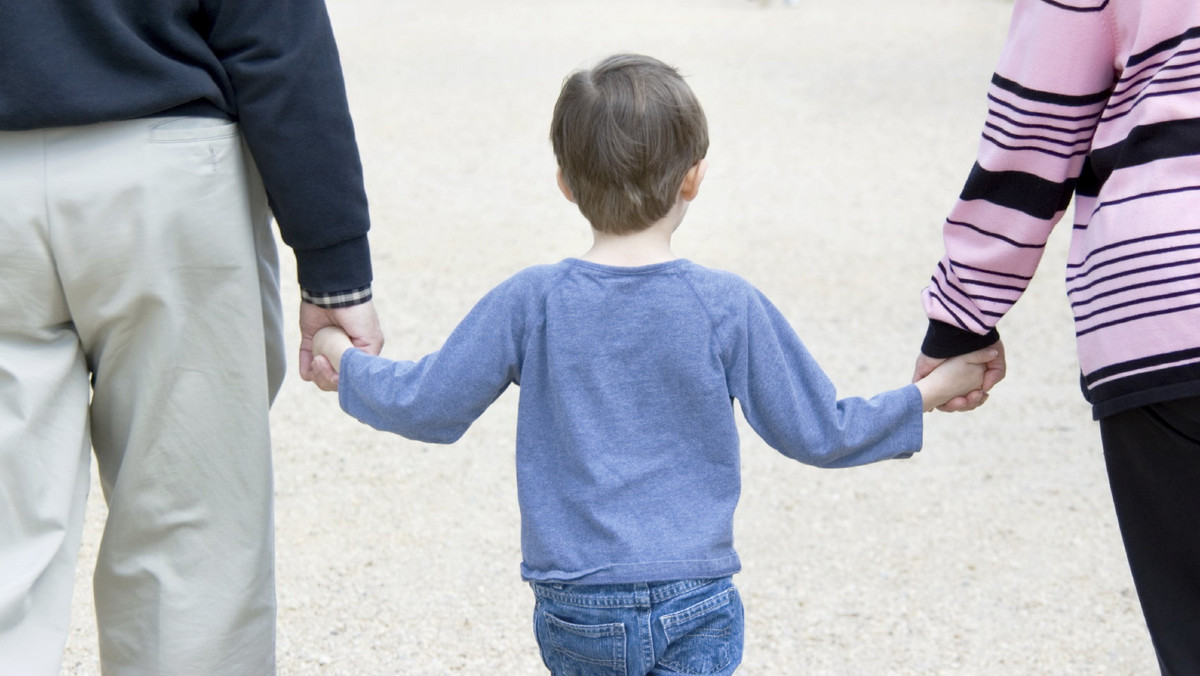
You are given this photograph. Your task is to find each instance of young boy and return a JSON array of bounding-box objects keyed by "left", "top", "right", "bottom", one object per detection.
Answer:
[{"left": 313, "top": 53, "right": 991, "bottom": 675}]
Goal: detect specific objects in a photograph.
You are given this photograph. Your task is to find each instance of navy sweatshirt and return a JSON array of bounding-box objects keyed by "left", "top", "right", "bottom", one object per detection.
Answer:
[{"left": 0, "top": 0, "right": 371, "bottom": 294}]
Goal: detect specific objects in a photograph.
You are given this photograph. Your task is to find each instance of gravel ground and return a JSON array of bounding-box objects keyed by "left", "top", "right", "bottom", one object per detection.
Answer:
[{"left": 62, "top": 0, "right": 1161, "bottom": 673}]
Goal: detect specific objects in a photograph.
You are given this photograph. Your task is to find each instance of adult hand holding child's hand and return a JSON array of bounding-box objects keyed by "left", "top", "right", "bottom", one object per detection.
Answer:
[
  {"left": 300, "top": 300, "right": 384, "bottom": 391},
  {"left": 912, "top": 340, "right": 1006, "bottom": 412}
]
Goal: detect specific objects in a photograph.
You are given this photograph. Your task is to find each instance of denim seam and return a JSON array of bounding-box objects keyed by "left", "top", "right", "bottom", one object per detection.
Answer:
[{"left": 662, "top": 588, "right": 735, "bottom": 629}]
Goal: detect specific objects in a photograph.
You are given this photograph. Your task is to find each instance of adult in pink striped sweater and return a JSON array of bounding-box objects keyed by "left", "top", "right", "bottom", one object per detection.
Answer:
[{"left": 913, "top": 0, "right": 1200, "bottom": 672}]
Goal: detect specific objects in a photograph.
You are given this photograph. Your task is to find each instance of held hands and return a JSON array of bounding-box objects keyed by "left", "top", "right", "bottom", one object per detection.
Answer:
[
  {"left": 312, "top": 326, "right": 354, "bottom": 374},
  {"left": 913, "top": 341, "right": 1006, "bottom": 412},
  {"left": 299, "top": 300, "right": 384, "bottom": 391}
]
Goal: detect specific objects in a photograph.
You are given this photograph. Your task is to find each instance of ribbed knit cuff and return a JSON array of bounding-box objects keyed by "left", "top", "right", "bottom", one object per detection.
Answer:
[
  {"left": 292, "top": 234, "right": 373, "bottom": 294},
  {"left": 921, "top": 320, "right": 1000, "bottom": 359}
]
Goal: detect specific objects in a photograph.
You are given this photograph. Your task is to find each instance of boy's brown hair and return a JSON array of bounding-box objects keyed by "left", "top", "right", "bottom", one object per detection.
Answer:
[{"left": 550, "top": 54, "right": 709, "bottom": 235}]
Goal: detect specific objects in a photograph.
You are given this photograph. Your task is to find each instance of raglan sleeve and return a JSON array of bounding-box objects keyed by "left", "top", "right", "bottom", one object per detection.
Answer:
[
  {"left": 335, "top": 275, "right": 530, "bottom": 443},
  {"left": 921, "top": 0, "right": 1118, "bottom": 357},
  {"left": 725, "top": 285, "right": 924, "bottom": 468}
]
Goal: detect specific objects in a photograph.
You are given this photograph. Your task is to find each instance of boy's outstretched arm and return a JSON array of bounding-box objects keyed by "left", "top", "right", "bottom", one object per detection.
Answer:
[
  {"left": 330, "top": 274, "right": 529, "bottom": 444},
  {"left": 914, "top": 348, "right": 997, "bottom": 412},
  {"left": 729, "top": 288, "right": 929, "bottom": 468}
]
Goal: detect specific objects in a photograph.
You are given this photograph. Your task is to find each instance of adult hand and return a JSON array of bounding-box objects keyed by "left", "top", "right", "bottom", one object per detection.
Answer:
[
  {"left": 299, "top": 300, "right": 384, "bottom": 391},
  {"left": 913, "top": 339, "right": 1006, "bottom": 412}
]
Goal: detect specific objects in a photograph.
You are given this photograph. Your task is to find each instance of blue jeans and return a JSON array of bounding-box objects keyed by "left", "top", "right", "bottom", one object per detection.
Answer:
[{"left": 531, "top": 577, "right": 743, "bottom": 675}]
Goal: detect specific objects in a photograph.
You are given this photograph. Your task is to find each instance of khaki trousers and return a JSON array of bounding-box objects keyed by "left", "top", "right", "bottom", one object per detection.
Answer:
[{"left": 0, "top": 116, "right": 285, "bottom": 675}]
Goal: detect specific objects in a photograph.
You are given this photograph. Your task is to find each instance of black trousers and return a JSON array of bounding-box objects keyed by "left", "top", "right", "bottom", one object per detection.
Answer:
[{"left": 1100, "top": 396, "right": 1200, "bottom": 676}]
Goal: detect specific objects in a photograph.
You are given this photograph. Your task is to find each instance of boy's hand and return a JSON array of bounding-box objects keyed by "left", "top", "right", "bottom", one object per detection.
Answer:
[
  {"left": 914, "top": 347, "right": 1000, "bottom": 412},
  {"left": 312, "top": 326, "right": 354, "bottom": 375},
  {"left": 912, "top": 340, "right": 1006, "bottom": 412},
  {"left": 300, "top": 300, "right": 384, "bottom": 391}
]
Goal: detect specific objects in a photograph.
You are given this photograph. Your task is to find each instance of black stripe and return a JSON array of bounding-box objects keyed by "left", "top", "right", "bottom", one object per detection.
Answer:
[
  {"left": 933, "top": 288, "right": 1013, "bottom": 311},
  {"left": 931, "top": 273, "right": 990, "bottom": 332},
  {"left": 940, "top": 279, "right": 1020, "bottom": 306},
  {"left": 1085, "top": 346, "right": 1200, "bottom": 385},
  {"left": 981, "top": 132, "right": 1090, "bottom": 160},
  {"left": 935, "top": 266, "right": 985, "bottom": 316},
  {"left": 1067, "top": 242, "right": 1200, "bottom": 284},
  {"left": 959, "top": 163, "right": 1076, "bottom": 220},
  {"left": 988, "top": 94, "right": 1104, "bottom": 124},
  {"left": 1093, "top": 185, "right": 1200, "bottom": 216},
  {"left": 1081, "top": 118, "right": 1200, "bottom": 195},
  {"left": 1074, "top": 287, "right": 1200, "bottom": 323},
  {"left": 929, "top": 293, "right": 971, "bottom": 333},
  {"left": 1068, "top": 256, "right": 1200, "bottom": 295},
  {"left": 1107, "top": 73, "right": 1200, "bottom": 113},
  {"left": 946, "top": 217, "right": 1045, "bottom": 249},
  {"left": 1076, "top": 158, "right": 1101, "bottom": 198},
  {"left": 1071, "top": 272, "right": 1200, "bottom": 309},
  {"left": 983, "top": 121, "right": 1094, "bottom": 150},
  {"left": 1128, "top": 26, "right": 1200, "bottom": 69},
  {"left": 1076, "top": 300, "right": 1200, "bottom": 337},
  {"left": 1102, "top": 85, "right": 1200, "bottom": 126},
  {"left": 989, "top": 109, "right": 1098, "bottom": 135},
  {"left": 950, "top": 264, "right": 1027, "bottom": 294},
  {"left": 1037, "top": 0, "right": 1107, "bottom": 12},
  {"left": 1112, "top": 53, "right": 1200, "bottom": 99},
  {"left": 956, "top": 276, "right": 1027, "bottom": 294},
  {"left": 992, "top": 73, "right": 1112, "bottom": 107},
  {"left": 1087, "top": 362, "right": 1200, "bottom": 414},
  {"left": 948, "top": 259, "right": 1034, "bottom": 282},
  {"left": 1066, "top": 229, "right": 1200, "bottom": 272},
  {"left": 940, "top": 264, "right": 1027, "bottom": 307},
  {"left": 1089, "top": 376, "right": 1200, "bottom": 419}
]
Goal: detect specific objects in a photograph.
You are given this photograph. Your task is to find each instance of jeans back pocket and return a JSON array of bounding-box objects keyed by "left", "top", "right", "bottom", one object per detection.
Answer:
[
  {"left": 535, "top": 603, "right": 627, "bottom": 676},
  {"left": 658, "top": 586, "right": 744, "bottom": 675}
]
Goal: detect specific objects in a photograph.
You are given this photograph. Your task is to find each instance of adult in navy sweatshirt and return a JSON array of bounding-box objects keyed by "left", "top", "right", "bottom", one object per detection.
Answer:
[{"left": 0, "top": 1, "right": 382, "bottom": 673}]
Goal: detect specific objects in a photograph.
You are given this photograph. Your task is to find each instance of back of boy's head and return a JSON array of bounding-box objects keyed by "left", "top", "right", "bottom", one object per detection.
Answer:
[{"left": 551, "top": 54, "right": 709, "bottom": 235}]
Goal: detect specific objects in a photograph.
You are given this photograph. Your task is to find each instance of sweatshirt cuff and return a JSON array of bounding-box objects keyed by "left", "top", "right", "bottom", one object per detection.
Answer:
[
  {"left": 292, "top": 234, "right": 373, "bottom": 294},
  {"left": 301, "top": 285, "right": 372, "bottom": 309},
  {"left": 921, "top": 320, "right": 1000, "bottom": 359},
  {"left": 337, "top": 347, "right": 369, "bottom": 414}
]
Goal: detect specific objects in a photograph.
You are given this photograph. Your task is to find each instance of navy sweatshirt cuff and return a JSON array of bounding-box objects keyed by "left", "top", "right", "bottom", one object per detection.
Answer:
[{"left": 292, "top": 234, "right": 373, "bottom": 294}]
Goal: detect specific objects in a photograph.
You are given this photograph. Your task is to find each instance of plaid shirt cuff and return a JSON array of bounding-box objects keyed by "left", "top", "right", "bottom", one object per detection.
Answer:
[{"left": 301, "top": 285, "right": 373, "bottom": 309}]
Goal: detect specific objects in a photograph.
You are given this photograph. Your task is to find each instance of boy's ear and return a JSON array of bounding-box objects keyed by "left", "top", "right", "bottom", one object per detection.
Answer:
[
  {"left": 556, "top": 169, "right": 576, "bottom": 203},
  {"left": 679, "top": 159, "right": 708, "bottom": 202}
]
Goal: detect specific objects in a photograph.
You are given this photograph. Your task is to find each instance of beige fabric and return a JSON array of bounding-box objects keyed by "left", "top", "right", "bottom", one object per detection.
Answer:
[{"left": 0, "top": 117, "right": 284, "bottom": 675}]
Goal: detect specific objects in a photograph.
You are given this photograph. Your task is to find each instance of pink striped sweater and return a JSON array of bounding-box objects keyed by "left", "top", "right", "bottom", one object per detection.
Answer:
[{"left": 922, "top": 0, "right": 1200, "bottom": 418}]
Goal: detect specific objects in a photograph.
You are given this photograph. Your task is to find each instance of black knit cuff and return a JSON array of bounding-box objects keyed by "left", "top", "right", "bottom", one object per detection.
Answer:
[{"left": 921, "top": 320, "right": 1000, "bottom": 359}]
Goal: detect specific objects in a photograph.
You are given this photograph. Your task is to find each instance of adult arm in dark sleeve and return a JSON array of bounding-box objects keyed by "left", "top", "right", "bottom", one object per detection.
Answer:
[
  {"left": 202, "top": 0, "right": 383, "bottom": 387},
  {"left": 203, "top": 0, "right": 372, "bottom": 297}
]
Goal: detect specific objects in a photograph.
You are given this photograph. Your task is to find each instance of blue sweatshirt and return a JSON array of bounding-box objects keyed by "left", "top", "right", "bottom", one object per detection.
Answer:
[
  {"left": 339, "top": 259, "right": 924, "bottom": 584},
  {"left": 0, "top": 0, "right": 370, "bottom": 294}
]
